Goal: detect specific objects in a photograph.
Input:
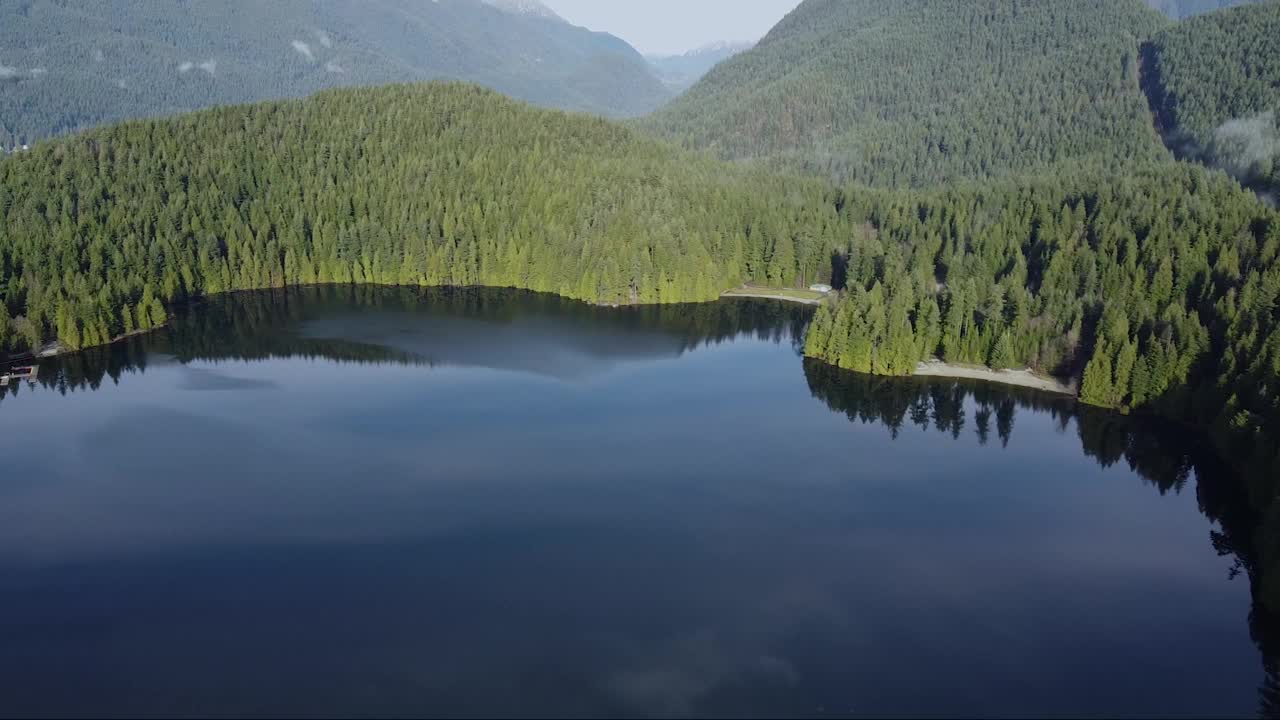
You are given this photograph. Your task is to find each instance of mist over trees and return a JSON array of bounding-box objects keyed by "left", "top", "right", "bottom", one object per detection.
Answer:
[
  {"left": 1143, "top": 0, "right": 1264, "bottom": 19},
  {"left": 1144, "top": 1, "right": 1280, "bottom": 198}
]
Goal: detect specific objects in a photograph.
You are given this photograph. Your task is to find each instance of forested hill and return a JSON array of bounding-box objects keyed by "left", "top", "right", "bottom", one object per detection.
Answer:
[
  {"left": 0, "top": 0, "right": 671, "bottom": 149},
  {"left": 1143, "top": 0, "right": 1280, "bottom": 199},
  {"left": 0, "top": 83, "right": 847, "bottom": 355},
  {"left": 640, "top": 0, "right": 1171, "bottom": 187}
]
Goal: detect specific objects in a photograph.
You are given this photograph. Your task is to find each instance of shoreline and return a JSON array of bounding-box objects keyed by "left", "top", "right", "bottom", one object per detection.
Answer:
[
  {"left": 720, "top": 291, "right": 826, "bottom": 306},
  {"left": 913, "top": 359, "right": 1077, "bottom": 396},
  {"left": 6, "top": 289, "right": 1070, "bottom": 403},
  {"left": 1, "top": 325, "right": 170, "bottom": 367}
]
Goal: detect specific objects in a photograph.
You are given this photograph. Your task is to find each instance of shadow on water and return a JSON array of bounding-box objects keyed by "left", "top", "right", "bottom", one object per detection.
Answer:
[{"left": 3, "top": 285, "right": 1279, "bottom": 716}]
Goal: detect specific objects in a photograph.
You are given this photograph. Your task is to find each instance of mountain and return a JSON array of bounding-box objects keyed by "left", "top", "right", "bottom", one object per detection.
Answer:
[
  {"left": 646, "top": 41, "right": 755, "bottom": 92},
  {"left": 0, "top": 0, "right": 671, "bottom": 148},
  {"left": 1143, "top": 1, "right": 1280, "bottom": 199},
  {"left": 641, "top": 0, "right": 1171, "bottom": 187},
  {"left": 1143, "top": 0, "right": 1262, "bottom": 19}
]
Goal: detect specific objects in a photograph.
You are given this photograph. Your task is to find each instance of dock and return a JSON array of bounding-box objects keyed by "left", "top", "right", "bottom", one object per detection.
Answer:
[{"left": 0, "top": 364, "right": 38, "bottom": 386}]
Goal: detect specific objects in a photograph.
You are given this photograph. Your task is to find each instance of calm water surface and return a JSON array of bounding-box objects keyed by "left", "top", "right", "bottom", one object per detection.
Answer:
[{"left": 0, "top": 287, "right": 1270, "bottom": 718}]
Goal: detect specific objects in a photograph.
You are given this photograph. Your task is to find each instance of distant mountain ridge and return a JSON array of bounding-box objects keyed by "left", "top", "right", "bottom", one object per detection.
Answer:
[
  {"left": 646, "top": 41, "right": 755, "bottom": 91},
  {"left": 0, "top": 0, "right": 671, "bottom": 148}
]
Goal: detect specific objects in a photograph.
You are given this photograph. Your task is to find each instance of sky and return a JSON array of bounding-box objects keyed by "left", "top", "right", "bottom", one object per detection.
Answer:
[{"left": 541, "top": 0, "right": 802, "bottom": 56}]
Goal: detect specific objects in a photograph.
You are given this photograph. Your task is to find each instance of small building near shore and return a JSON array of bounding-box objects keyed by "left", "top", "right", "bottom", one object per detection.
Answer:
[{"left": 809, "top": 284, "right": 833, "bottom": 294}]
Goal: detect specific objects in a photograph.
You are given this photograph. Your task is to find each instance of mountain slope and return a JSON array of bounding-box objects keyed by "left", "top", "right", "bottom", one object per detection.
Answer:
[
  {"left": 0, "top": 0, "right": 671, "bottom": 148},
  {"left": 647, "top": 42, "right": 754, "bottom": 92},
  {"left": 642, "top": 0, "right": 1171, "bottom": 187},
  {"left": 1144, "top": 0, "right": 1280, "bottom": 197}
]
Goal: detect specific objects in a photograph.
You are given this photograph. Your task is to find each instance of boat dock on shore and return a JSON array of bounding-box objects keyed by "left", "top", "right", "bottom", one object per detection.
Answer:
[{"left": 0, "top": 360, "right": 38, "bottom": 386}]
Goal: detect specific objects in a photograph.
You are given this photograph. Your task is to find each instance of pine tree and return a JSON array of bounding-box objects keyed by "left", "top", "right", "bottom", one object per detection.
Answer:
[
  {"left": 1113, "top": 340, "right": 1139, "bottom": 408},
  {"left": 1081, "top": 343, "right": 1116, "bottom": 407},
  {"left": 989, "top": 331, "right": 1017, "bottom": 370},
  {"left": 805, "top": 304, "right": 833, "bottom": 358},
  {"left": 0, "top": 301, "right": 10, "bottom": 352},
  {"left": 768, "top": 233, "right": 797, "bottom": 288}
]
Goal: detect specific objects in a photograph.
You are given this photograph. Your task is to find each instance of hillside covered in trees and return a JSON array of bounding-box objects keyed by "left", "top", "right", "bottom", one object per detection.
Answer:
[
  {"left": 640, "top": 0, "right": 1171, "bottom": 186},
  {"left": 0, "top": 0, "right": 671, "bottom": 149},
  {"left": 0, "top": 83, "right": 846, "bottom": 356},
  {"left": 1144, "top": 0, "right": 1280, "bottom": 199}
]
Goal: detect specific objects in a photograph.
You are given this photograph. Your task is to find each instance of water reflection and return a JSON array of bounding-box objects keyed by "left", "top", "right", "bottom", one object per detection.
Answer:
[
  {"left": 803, "top": 361, "right": 1208, "bottom": 495},
  {"left": 0, "top": 286, "right": 1272, "bottom": 717},
  {"left": 1, "top": 286, "right": 811, "bottom": 398},
  {"left": 805, "top": 358, "right": 1279, "bottom": 718}
]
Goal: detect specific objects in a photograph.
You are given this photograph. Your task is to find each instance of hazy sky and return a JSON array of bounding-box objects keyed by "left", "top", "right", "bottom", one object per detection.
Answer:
[{"left": 542, "top": 0, "right": 802, "bottom": 56}]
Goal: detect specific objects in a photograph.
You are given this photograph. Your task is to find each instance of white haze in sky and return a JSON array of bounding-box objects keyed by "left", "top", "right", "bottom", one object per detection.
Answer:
[{"left": 542, "top": 0, "right": 802, "bottom": 55}]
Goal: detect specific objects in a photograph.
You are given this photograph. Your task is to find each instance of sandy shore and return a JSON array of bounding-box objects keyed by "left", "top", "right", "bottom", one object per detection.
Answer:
[
  {"left": 914, "top": 359, "right": 1077, "bottom": 395},
  {"left": 720, "top": 291, "right": 826, "bottom": 306}
]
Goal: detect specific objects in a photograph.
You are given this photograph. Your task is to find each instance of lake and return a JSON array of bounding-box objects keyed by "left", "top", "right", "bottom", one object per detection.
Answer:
[{"left": 0, "top": 286, "right": 1270, "bottom": 718}]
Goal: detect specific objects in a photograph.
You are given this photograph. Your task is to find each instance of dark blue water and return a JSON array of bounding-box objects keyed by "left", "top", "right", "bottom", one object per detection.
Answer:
[{"left": 0, "top": 287, "right": 1267, "bottom": 718}]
